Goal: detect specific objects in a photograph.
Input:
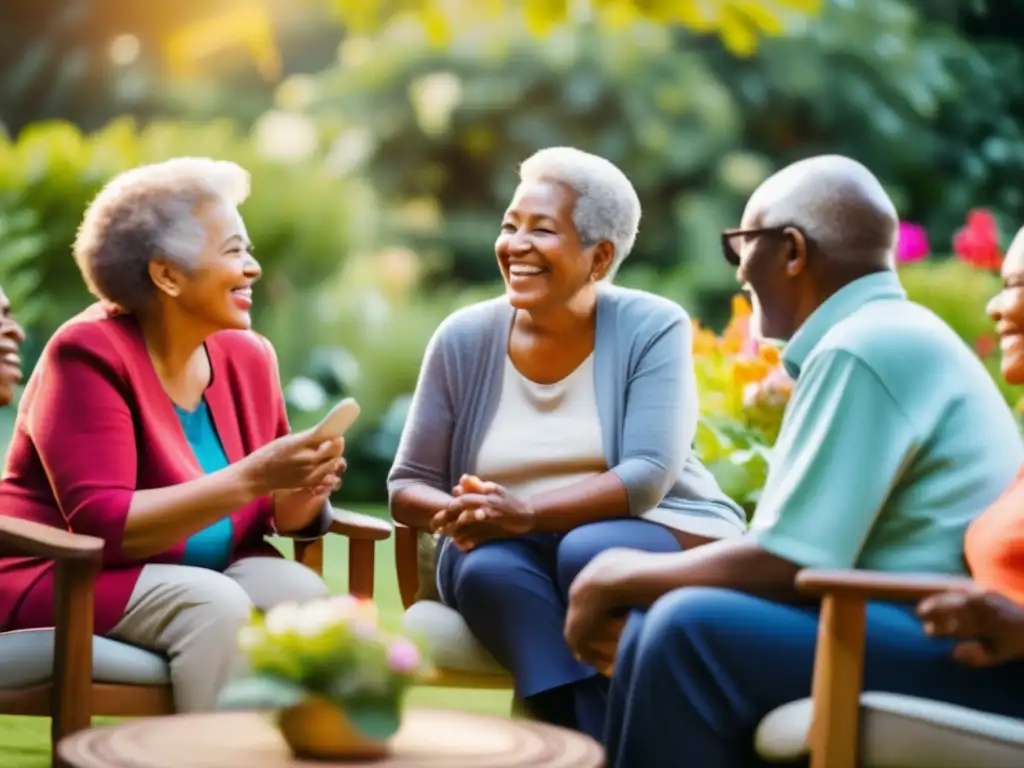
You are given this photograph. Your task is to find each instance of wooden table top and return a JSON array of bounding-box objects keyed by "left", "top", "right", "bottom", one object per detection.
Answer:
[{"left": 57, "top": 707, "right": 605, "bottom": 767}]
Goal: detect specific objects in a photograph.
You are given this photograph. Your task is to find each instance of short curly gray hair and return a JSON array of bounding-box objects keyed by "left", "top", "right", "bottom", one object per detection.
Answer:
[
  {"left": 519, "top": 147, "right": 641, "bottom": 279},
  {"left": 74, "top": 157, "right": 251, "bottom": 312}
]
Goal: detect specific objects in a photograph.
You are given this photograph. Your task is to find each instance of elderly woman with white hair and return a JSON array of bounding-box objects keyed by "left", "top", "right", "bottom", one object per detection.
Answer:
[
  {"left": 389, "top": 147, "right": 745, "bottom": 738},
  {"left": 0, "top": 158, "right": 344, "bottom": 713}
]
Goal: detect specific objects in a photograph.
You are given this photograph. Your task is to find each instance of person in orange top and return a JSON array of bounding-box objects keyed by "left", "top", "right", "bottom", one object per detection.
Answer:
[{"left": 920, "top": 226, "right": 1024, "bottom": 664}]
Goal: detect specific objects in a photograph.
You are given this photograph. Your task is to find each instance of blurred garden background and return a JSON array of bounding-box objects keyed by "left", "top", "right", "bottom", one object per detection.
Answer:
[
  {"left": 4, "top": 0, "right": 1023, "bottom": 510},
  {"left": 2, "top": 0, "right": 1024, "bottom": 763}
]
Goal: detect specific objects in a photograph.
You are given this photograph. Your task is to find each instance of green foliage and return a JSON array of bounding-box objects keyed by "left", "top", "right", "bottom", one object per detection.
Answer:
[
  {"left": 899, "top": 258, "right": 1017, "bottom": 406},
  {"left": 322, "top": 0, "right": 821, "bottom": 55},
  {"left": 308, "top": 16, "right": 755, "bottom": 311},
  {"left": 0, "top": 118, "right": 372, "bottom": 378},
  {"left": 715, "top": 0, "right": 1024, "bottom": 247},
  {"left": 218, "top": 674, "right": 307, "bottom": 711},
  {"left": 291, "top": 0, "right": 1024, "bottom": 329}
]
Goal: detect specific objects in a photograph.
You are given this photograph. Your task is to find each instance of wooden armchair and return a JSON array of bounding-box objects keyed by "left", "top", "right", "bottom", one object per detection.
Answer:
[
  {"left": 395, "top": 522, "right": 513, "bottom": 690},
  {"left": 755, "top": 569, "right": 1024, "bottom": 767},
  {"left": 0, "top": 508, "right": 391, "bottom": 767}
]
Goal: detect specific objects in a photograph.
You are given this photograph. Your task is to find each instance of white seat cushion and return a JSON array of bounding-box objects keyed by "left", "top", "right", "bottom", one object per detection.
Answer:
[
  {"left": 756, "top": 692, "right": 1024, "bottom": 767},
  {"left": 401, "top": 600, "right": 507, "bottom": 675},
  {"left": 0, "top": 629, "right": 170, "bottom": 689}
]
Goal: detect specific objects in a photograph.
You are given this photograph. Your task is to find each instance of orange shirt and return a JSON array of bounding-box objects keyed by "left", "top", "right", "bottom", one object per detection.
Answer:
[{"left": 965, "top": 466, "right": 1024, "bottom": 605}]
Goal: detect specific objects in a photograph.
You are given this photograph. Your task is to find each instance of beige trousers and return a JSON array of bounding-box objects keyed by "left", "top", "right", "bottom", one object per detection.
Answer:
[{"left": 108, "top": 557, "right": 328, "bottom": 713}]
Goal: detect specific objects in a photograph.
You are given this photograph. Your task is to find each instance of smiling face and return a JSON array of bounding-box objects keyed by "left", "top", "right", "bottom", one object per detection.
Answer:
[
  {"left": 150, "top": 198, "right": 261, "bottom": 333},
  {"left": 0, "top": 287, "right": 25, "bottom": 406},
  {"left": 987, "top": 227, "right": 1024, "bottom": 385},
  {"left": 733, "top": 208, "right": 808, "bottom": 342},
  {"left": 495, "top": 180, "right": 613, "bottom": 312}
]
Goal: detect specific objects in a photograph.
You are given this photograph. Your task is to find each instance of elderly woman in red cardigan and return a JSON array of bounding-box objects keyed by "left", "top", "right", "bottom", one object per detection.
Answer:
[{"left": 0, "top": 158, "right": 345, "bottom": 712}]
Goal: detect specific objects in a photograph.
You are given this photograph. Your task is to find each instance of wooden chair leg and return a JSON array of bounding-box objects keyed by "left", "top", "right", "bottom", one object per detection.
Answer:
[
  {"left": 348, "top": 539, "right": 375, "bottom": 599},
  {"left": 294, "top": 538, "right": 324, "bottom": 576},
  {"left": 51, "top": 558, "right": 98, "bottom": 767},
  {"left": 809, "top": 594, "right": 866, "bottom": 768},
  {"left": 395, "top": 524, "right": 420, "bottom": 609}
]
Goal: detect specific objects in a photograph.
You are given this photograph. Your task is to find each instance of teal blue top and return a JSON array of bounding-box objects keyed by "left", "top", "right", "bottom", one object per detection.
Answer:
[
  {"left": 750, "top": 271, "right": 1024, "bottom": 574},
  {"left": 176, "top": 399, "right": 234, "bottom": 570}
]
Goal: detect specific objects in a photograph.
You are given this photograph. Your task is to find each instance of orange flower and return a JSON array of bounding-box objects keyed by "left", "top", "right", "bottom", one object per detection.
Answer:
[
  {"left": 692, "top": 321, "right": 719, "bottom": 356},
  {"left": 731, "top": 294, "right": 752, "bottom": 318},
  {"left": 757, "top": 344, "right": 781, "bottom": 367},
  {"left": 732, "top": 357, "right": 769, "bottom": 387}
]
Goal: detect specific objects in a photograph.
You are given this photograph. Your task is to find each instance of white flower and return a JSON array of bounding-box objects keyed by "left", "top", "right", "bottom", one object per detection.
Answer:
[
  {"left": 291, "top": 600, "right": 343, "bottom": 638},
  {"left": 264, "top": 602, "right": 303, "bottom": 636}
]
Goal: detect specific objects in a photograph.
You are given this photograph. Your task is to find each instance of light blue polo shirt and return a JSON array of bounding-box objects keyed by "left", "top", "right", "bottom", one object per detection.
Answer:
[
  {"left": 175, "top": 400, "right": 234, "bottom": 570},
  {"left": 750, "top": 271, "right": 1024, "bottom": 574}
]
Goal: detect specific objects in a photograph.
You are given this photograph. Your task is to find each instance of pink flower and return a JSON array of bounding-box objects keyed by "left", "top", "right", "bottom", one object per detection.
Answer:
[
  {"left": 386, "top": 638, "right": 421, "bottom": 673},
  {"left": 895, "top": 222, "right": 929, "bottom": 263}
]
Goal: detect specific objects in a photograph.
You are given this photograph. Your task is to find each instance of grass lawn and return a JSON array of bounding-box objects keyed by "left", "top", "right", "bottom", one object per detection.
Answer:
[{"left": 0, "top": 505, "right": 512, "bottom": 767}]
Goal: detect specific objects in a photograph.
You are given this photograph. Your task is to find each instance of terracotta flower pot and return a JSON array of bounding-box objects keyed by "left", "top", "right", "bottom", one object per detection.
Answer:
[{"left": 278, "top": 697, "right": 389, "bottom": 761}]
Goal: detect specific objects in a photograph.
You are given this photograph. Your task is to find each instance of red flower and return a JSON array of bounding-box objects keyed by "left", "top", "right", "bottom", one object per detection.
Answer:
[
  {"left": 975, "top": 333, "right": 996, "bottom": 359},
  {"left": 953, "top": 209, "right": 1003, "bottom": 271}
]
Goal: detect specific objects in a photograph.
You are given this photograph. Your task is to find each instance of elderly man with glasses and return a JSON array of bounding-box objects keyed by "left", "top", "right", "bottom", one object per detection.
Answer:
[{"left": 564, "top": 154, "right": 1024, "bottom": 767}]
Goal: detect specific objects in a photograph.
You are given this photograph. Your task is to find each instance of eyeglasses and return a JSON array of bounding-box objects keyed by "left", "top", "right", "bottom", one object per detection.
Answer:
[{"left": 720, "top": 226, "right": 796, "bottom": 267}]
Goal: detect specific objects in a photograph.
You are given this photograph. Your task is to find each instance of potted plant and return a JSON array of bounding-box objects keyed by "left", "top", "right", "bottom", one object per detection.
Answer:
[{"left": 218, "top": 595, "right": 424, "bottom": 761}]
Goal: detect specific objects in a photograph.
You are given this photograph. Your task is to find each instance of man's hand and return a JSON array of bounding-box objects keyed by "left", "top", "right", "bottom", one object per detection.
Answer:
[
  {"left": 431, "top": 475, "right": 535, "bottom": 548},
  {"left": 565, "top": 548, "right": 647, "bottom": 666},
  {"left": 917, "top": 585, "right": 1024, "bottom": 667}
]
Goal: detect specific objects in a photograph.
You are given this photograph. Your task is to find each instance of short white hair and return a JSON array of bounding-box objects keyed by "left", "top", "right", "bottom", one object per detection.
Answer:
[
  {"left": 519, "top": 147, "right": 641, "bottom": 279},
  {"left": 744, "top": 154, "right": 898, "bottom": 270},
  {"left": 74, "top": 157, "right": 251, "bottom": 312}
]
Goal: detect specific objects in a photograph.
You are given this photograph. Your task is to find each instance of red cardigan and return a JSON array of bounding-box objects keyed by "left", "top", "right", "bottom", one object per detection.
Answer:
[{"left": 0, "top": 305, "right": 290, "bottom": 635}]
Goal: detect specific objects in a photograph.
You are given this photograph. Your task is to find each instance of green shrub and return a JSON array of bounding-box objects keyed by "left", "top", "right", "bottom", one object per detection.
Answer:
[
  {"left": 899, "top": 258, "right": 1018, "bottom": 409},
  {"left": 0, "top": 118, "right": 374, "bottom": 385}
]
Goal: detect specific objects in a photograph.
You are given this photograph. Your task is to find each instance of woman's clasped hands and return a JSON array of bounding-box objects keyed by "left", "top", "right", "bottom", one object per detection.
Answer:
[
  {"left": 431, "top": 474, "right": 536, "bottom": 551},
  {"left": 240, "top": 428, "right": 347, "bottom": 533}
]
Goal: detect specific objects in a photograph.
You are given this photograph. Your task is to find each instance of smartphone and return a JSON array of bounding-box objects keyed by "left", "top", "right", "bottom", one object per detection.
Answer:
[{"left": 312, "top": 397, "right": 361, "bottom": 441}]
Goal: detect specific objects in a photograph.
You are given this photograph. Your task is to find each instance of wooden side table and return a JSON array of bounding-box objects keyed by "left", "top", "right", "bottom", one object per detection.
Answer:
[{"left": 58, "top": 707, "right": 605, "bottom": 767}]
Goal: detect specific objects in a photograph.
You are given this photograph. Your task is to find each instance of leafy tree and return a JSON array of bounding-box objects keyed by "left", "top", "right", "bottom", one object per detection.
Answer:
[
  {"left": 304, "top": 0, "right": 1024, "bottom": 326},
  {"left": 322, "top": 0, "right": 822, "bottom": 55}
]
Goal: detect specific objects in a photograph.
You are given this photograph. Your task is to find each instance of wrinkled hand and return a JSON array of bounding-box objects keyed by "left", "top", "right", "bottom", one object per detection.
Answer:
[
  {"left": 565, "top": 548, "right": 644, "bottom": 667},
  {"left": 431, "top": 475, "right": 535, "bottom": 549},
  {"left": 243, "top": 431, "right": 345, "bottom": 496},
  {"left": 270, "top": 441, "right": 346, "bottom": 534},
  {"left": 917, "top": 585, "right": 1024, "bottom": 667}
]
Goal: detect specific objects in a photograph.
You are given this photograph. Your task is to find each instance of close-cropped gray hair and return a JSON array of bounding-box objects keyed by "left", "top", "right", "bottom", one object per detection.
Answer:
[
  {"left": 519, "top": 147, "right": 641, "bottom": 279},
  {"left": 73, "top": 157, "right": 251, "bottom": 312},
  {"left": 746, "top": 155, "right": 898, "bottom": 270}
]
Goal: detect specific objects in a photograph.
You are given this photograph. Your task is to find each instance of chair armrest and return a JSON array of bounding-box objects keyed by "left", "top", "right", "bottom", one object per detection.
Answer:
[
  {"left": 0, "top": 518, "right": 101, "bottom": 742},
  {"left": 0, "top": 516, "right": 103, "bottom": 561},
  {"left": 797, "top": 569, "right": 975, "bottom": 603},
  {"left": 798, "top": 568, "right": 973, "bottom": 768},
  {"left": 328, "top": 507, "right": 392, "bottom": 541}
]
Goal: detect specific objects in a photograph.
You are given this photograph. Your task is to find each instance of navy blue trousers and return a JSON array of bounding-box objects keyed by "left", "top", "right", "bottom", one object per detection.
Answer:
[
  {"left": 606, "top": 586, "right": 1024, "bottom": 767},
  {"left": 437, "top": 519, "right": 681, "bottom": 740}
]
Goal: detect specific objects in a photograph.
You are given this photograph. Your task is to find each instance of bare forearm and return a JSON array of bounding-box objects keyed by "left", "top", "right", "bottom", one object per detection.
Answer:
[
  {"left": 529, "top": 471, "right": 630, "bottom": 533},
  {"left": 391, "top": 484, "right": 453, "bottom": 529},
  {"left": 608, "top": 536, "right": 803, "bottom": 609},
  {"left": 122, "top": 463, "right": 259, "bottom": 559}
]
